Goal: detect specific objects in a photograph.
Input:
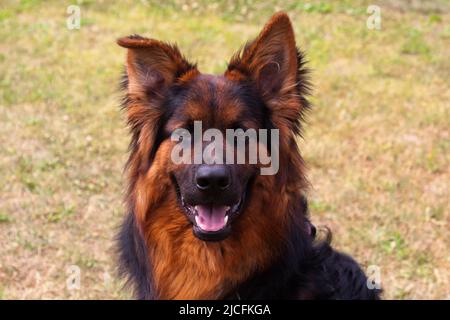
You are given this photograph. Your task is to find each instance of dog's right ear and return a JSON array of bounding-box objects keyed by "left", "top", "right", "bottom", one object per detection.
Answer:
[{"left": 117, "top": 35, "right": 197, "bottom": 100}]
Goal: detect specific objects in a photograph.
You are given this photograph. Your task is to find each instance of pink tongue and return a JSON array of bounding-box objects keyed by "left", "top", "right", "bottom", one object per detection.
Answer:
[{"left": 195, "top": 205, "right": 228, "bottom": 232}]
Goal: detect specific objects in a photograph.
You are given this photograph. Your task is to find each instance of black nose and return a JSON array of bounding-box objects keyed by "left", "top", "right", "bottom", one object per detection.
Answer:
[{"left": 195, "top": 165, "right": 231, "bottom": 191}]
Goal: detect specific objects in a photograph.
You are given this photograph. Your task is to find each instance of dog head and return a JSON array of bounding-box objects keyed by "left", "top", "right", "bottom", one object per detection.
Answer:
[{"left": 118, "top": 12, "right": 310, "bottom": 242}]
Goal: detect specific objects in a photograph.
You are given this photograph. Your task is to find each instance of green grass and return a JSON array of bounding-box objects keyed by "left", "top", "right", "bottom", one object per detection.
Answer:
[
  {"left": 401, "top": 29, "right": 431, "bottom": 55},
  {"left": 0, "top": 0, "right": 449, "bottom": 299},
  {"left": 0, "top": 212, "right": 13, "bottom": 223}
]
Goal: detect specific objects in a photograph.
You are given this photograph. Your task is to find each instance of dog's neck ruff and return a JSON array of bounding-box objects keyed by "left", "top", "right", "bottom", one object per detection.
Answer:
[{"left": 145, "top": 205, "right": 285, "bottom": 298}]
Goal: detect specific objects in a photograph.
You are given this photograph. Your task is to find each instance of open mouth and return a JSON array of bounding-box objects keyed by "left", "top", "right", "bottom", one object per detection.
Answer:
[
  {"left": 180, "top": 197, "right": 243, "bottom": 241},
  {"left": 171, "top": 171, "right": 252, "bottom": 242}
]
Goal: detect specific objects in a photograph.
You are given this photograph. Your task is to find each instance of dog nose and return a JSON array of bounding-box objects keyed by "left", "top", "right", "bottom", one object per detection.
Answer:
[{"left": 195, "top": 165, "right": 231, "bottom": 191}]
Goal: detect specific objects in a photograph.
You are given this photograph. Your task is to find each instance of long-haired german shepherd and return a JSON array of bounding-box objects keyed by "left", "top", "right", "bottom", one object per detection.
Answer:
[{"left": 116, "top": 12, "right": 381, "bottom": 300}]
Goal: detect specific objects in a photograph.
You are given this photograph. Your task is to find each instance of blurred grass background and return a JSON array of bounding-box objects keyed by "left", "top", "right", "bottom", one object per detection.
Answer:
[{"left": 0, "top": 0, "right": 448, "bottom": 299}]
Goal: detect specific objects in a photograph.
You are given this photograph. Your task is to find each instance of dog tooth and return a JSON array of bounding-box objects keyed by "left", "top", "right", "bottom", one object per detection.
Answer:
[{"left": 224, "top": 215, "right": 229, "bottom": 224}]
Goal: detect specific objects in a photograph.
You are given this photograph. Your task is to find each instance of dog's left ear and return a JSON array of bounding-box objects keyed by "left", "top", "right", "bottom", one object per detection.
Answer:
[{"left": 226, "top": 12, "right": 309, "bottom": 125}]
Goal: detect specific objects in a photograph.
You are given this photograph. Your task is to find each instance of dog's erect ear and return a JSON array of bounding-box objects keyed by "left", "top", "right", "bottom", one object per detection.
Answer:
[
  {"left": 226, "top": 12, "right": 303, "bottom": 103},
  {"left": 117, "top": 37, "right": 198, "bottom": 172},
  {"left": 117, "top": 35, "right": 197, "bottom": 99}
]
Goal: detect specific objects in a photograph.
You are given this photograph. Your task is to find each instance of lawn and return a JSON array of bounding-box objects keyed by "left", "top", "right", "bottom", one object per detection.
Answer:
[{"left": 0, "top": 0, "right": 448, "bottom": 299}]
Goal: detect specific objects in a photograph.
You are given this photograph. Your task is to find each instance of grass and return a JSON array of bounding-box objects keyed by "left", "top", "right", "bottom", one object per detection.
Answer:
[
  {"left": 0, "top": 211, "right": 13, "bottom": 223},
  {"left": 0, "top": 0, "right": 449, "bottom": 299}
]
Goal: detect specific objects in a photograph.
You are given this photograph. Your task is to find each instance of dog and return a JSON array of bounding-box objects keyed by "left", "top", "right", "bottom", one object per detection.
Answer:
[{"left": 116, "top": 12, "right": 381, "bottom": 300}]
